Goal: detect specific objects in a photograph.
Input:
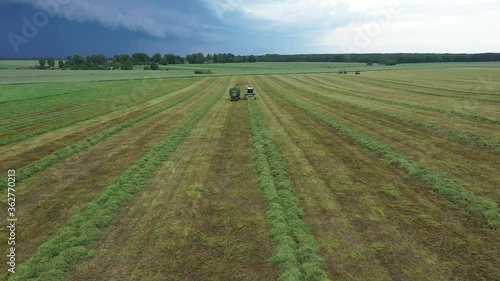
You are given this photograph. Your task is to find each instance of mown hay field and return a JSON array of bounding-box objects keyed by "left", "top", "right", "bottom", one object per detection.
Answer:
[{"left": 0, "top": 64, "right": 499, "bottom": 281}]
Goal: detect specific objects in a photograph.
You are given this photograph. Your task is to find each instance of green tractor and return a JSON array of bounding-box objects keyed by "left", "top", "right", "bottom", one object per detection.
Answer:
[{"left": 229, "top": 84, "right": 241, "bottom": 101}]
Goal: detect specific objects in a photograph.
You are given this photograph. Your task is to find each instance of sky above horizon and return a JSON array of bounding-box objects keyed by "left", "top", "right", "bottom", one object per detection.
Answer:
[{"left": 0, "top": 0, "right": 499, "bottom": 58}]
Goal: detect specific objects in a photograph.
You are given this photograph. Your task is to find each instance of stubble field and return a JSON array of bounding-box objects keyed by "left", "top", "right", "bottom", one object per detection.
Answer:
[{"left": 0, "top": 63, "right": 499, "bottom": 281}]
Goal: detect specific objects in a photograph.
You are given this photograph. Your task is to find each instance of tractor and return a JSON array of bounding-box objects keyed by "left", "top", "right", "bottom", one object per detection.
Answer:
[
  {"left": 229, "top": 85, "right": 241, "bottom": 101},
  {"left": 244, "top": 86, "right": 256, "bottom": 100}
]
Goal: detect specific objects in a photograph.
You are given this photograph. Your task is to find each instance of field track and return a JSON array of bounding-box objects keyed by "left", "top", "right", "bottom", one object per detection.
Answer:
[{"left": 1, "top": 68, "right": 499, "bottom": 281}]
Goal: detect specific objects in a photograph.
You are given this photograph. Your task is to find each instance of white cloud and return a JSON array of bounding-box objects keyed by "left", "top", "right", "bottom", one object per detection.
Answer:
[
  {"left": 203, "top": 0, "right": 500, "bottom": 53},
  {"left": 315, "top": 1, "right": 500, "bottom": 53},
  {"left": 200, "top": 0, "right": 243, "bottom": 19},
  {"left": 202, "top": 0, "right": 396, "bottom": 23},
  {"left": 4, "top": 0, "right": 499, "bottom": 53}
]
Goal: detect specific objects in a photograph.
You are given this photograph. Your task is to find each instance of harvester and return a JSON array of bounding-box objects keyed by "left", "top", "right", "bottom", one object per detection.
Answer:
[
  {"left": 244, "top": 86, "right": 256, "bottom": 100},
  {"left": 228, "top": 85, "right": 257, "bottom": 101}
]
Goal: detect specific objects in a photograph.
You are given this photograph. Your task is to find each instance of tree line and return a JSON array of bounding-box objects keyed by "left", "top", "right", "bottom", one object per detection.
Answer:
[
  {"left": 187, "top": 53, "right": 257, "bottom": 64},
  {"left": 37, "top": 52, "right": 258, "bottom": 70},
  {"left": 36, "top": 52, "right": 500, "bottom": 70},
  {"left": 253, "top": 53, "right": 500, "bottom": 64},
  {"left": 36, "top": 53, "right": 186, "bottom": 70}
]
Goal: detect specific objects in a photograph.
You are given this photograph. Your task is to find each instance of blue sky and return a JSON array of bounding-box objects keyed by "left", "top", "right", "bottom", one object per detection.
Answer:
[{"left": 1, "top": 0, "right": 499, "bottom": 58}]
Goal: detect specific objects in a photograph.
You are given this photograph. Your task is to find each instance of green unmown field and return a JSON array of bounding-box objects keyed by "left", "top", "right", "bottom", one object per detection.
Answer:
[
  {"left": 1, "top": 60, "right": 500, "bottom": 84},
  {"left": 0, "top": 62, "right": 499, "bottom": 280}
]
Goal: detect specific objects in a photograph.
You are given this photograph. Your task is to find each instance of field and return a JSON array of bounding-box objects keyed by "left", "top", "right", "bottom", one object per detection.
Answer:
[
  {"left": 1, "top": 60, "right": 500, "bottom": 84},
  {"left": 0, "top": 62, "right": 499, "bottom": 281}
]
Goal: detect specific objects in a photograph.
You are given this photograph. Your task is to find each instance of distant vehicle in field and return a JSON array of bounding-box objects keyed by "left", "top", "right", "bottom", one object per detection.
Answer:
[
  {"left": 355, "top": 71, "right": 361, "bottom": 74},
  {"left": 338, "top": 69, "right": 347, "bottom": 74},
  {"left": 245, "top": 86, "right": 256, "bottom": 100},
  {"left": 229, "top": 85, "right": 240, "bottom": 101}
]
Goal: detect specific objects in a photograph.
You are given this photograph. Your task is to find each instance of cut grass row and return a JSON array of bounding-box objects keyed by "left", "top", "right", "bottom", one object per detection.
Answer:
[
  {"left": 291, "top": 74, "right": 500, "bottom": 140},
  {"left": 65, "top": 87, "right": 278, "bottom": 280},
  {"left": 0, "top": 78, "right": 199, "bottom": 133},
  {"left": 0, "top": 79, "right": 208, "bottom": 146},
  {"left": 0, "top": 77, "right": 199, "bottom": 122},
  {"left": 365, "top": 76, "right": 500, "bottom": 96},
  {"left": 344, "top": 76, "right": 500, "bottom": 104},
  {"left": 1, "top": 95, "right": 150, "bottom": 133},
  {"left": 272, "top": 75, "right": 500, "bottom": 152},
  {"left": 271, "top": 84, "right": 500, "bottom": 229},
  {"left": 269, "top": 77, "right": 500, "bottom": 203},
  {"left": 9, "top": 83, "right": 225, "bottom": 281},
  {"left": 255, "top": 76, "right": 500, "bottom": 280},
  {"left": 0, "top": 81, "right": 145, "bottom": 120},
  {"left": 247, "top": 99, "right": 329, "bottom": 281},
  {"left": 0, "top": 81, "right": 167, "bottom": 130},
  {"left": 0, "top": 79, "right": 216, "bottom": 190},
  {"left": 0, "top": 81, "right": 126, "bottom": 104},
  {"left": 1, "top": 79, "right": 224, "bottom": 270},
  {"left": 304, "top": 75, "right": 500, "bottom": 126}
]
